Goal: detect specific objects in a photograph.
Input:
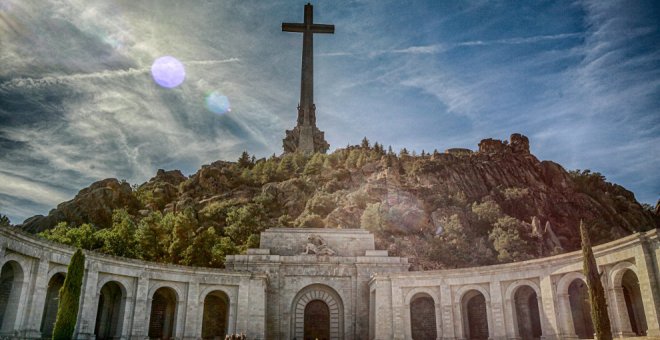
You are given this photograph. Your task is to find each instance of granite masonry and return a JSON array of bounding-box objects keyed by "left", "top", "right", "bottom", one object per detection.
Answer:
[{"left": 0, "top": 226, "right": 659, "bottom": 339}]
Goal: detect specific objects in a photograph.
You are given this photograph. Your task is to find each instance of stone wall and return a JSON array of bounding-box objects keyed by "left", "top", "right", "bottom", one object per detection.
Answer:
[
  {"left": 0, "top": 226, "right": 659, "bottom": 340},
  {"left": 369, "top": 229, "right": 660, "bottom": 340},
  {"left": 0, "top": 227, "right": 267, "bottom": 340}
]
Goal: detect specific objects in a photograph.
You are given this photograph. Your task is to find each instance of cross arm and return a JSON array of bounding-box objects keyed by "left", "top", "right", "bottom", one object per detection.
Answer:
[{"left": 282, "top": 23, "right": 335, "bottom": 34}]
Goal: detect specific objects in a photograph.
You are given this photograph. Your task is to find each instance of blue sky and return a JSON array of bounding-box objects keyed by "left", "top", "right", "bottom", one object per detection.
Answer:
[{"left": 0, "top": 0, "right": 658, "bottom": 224}]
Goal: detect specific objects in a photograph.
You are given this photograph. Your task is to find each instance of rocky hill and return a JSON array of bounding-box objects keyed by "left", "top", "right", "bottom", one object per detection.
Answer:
[{"left": 21, "top": 134, "right": 658, "bottom": 269}]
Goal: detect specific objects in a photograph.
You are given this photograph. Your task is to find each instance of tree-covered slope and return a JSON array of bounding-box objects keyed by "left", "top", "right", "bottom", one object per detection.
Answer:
[{"left": 20, "top": 133, "right": 658, "bottom": 269}]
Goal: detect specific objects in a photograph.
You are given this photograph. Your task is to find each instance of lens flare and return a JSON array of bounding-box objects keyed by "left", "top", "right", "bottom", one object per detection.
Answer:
[
  {"left": 151, "top": 56, "right": 185, "bottom": 88},
  {"left": 205, "top": 91, "right": 231, "bottom": 114}
]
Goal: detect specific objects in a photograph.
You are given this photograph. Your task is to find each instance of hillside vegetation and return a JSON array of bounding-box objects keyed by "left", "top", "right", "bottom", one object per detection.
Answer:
[{"left": 21, "top": 133, "right": 658, "bottom": 269}]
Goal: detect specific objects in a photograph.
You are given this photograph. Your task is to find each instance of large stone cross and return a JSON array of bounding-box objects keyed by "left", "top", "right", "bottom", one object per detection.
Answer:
[{"left": 282, "top": 3, "right": 332, "bottom": 154}]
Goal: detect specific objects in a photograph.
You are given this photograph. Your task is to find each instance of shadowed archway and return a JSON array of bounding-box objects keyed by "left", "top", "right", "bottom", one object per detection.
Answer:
[
  {"left": 95, "top": 281, "right": 125, "bottom": 340},
  {"left": 462, "top": 290, "right": 488, "bottom": 340},
  {"left": 568, "top": 279, "right": 594, "bottom": 339},
  {"left": 40, "top": 273, "right": 65, "bottom": 338},
  {"left": 202, "top": 290, "right": 229, "bottom": 339},
  {"left": 410, "top": 293, "right": 437, "bottom": 340},
  {"left": 0, "top": 261, "right": 24, "bottom": 334},
  {"left": 514, "top": 285, "right": 542, "bottom": 340},
  {"left": 149, "top": 287, "right": 177, "bottom": 340}
]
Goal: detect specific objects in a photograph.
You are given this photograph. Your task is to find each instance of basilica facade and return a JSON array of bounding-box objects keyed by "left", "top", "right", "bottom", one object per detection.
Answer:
[{"left": 0, "top": 226, "right": 659, "bottom": 339}]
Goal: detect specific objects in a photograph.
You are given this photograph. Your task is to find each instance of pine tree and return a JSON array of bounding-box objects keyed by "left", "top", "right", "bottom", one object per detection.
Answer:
[
  {"left": 580, "top": 221, "right": 612, "bottom": 340},
  {"left": 52, "top": 249, "right": 85, "bottom": 340}
]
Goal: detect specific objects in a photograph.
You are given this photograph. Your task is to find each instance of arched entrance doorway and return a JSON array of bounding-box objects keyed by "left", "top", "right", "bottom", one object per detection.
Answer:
[
  {"left": 410, "top": 294, "right": 437, "bottom": 340},
  {"left": 568, "top": 279, "right": 594, "bottom": 339},
  {"left": 513, "top": 285, "right": 542, "bottom": 340},
  {"left": 201, "top": 290, "right": 229, "bottom": 339},
  {"left": 463, "top": 290, "right": 488, "bottom": 340},
  {"left": 40, "top": 273, "right": 66, "bottom": 338},
  {"left": 149, "top": 287, "right": 177, "bottom": 339},
  {"left": 0, "top": 261, "right": 24, "bottom": 334},
  {"left": 621, "top": 270, "right": 647, "bottom": 336},
  {"left": 304, "top": 300, "right": 330, "bottom": 340},
  {"left": 95, "top": 281, "right": 125, "bottom": 340},
  {"left": 291, "top": 284, "right": 344, "bottom": 340}
]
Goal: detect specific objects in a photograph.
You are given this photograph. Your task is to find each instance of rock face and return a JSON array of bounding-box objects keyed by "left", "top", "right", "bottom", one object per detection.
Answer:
[
  {"left": 22, "top": 178, "right": 140, "bottom": 233},
  {"left": 19, "top": 133, "right": 658, "bottom": 268}
]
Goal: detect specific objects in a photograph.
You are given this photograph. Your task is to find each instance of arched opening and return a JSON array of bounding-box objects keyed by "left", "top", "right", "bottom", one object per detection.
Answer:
[
  {"left": 291, "top": 284, "right": 343, "bottom": 340},
  {"left": 304, "top": 300, "right": 330, "bottom": 340},
  {"left": 514, "top": 285, "right": 542, "bottom": 340},
  {"left": 40, "top": 273, "right": 66, "bottom": 338},
  {"left": 0, "top": 261, "right": 24, "bottom": 334},
  {"left": 621, "top": 270, "right": 647, "bottom": 336},
  {"left": 149, "top": 287, "right": 177, "bottom": 340},
  {"left": 94, "top": 281, "right": 125, "bottom": 340},
  {"left": 201, "top": 290, "right": 229, "bottom": 339},
  {"left": 463, "top": 290, "right": 488, "bottom": 340},
  {"left": 410, "top": 294, "right": 437, "bottom": 340},
  {"left": 568, "top": 279, "right": 594, "bottom": 339}
]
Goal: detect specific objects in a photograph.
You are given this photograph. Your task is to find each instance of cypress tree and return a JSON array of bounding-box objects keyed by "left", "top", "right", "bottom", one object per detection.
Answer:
[
  {"left": 580, "top": 221, "right": 612, "bottom": 340},
  {"left": 52, "top": 249, "right": 85, "bottom": 340}
]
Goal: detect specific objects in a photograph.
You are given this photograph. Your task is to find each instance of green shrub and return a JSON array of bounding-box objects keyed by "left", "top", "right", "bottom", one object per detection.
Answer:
[{"left": 52, "top": 249, "right": 85, "bottom": 340}]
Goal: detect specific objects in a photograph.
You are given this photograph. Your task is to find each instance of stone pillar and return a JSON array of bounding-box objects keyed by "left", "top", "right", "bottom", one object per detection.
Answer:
[
  {"left": 504, "top": 297, "right": 520, "bottom": 340},
  {"left": 23, "top": 255, "right": 50, "bottom": 339},
  {"left": 130, "top": 275, "right": 149, "bottom": 339},
  {"left": 434, "top": 299, "right": 443, "bottom": 340},
  {"left": 247, "top": 277, "right": 267, "bottom": 340},
  {"left": 235, "top": 278, "right": 250, "bottom": 335},
  {"left": 439, "top": 284, "right": 455, "bottom": 340},
  {"left": 174, "top": 285, "right": 188, "bottom": 340},
  {"left": 555, "top": 293, "right": 578, "bottom": 339},
  {"left": 74, "top": 260, "right": 99, "bottom": 340},
  {"left": 538, "top": 275, "right": 562, "bottom": 340},
  {"left": 608, "top": 286, "right": 635, "bottom": 337},
  {"left": 489, "top": 281, "right": 506, "bottom": 340},
  {"left": 182, "top": 280, "right": 199, "bottom": 340},
  {"left": 635, "top": 241, "right": 660, "bottom": 336},
  {"left": 391, "top": 283, "right": 405, "bottom": 340},
  {"left": 119, "top": 292, "right": 134, "bottom": 340},
  {"left": 373, "top": 279, "right": 394, "bottom": 340}
]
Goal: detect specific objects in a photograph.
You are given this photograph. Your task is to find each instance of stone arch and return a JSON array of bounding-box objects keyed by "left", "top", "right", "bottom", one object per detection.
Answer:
[
  {"left": 504, "top": 280, "right": 543, "bottom": 339},
  {"left": 148, "top": 286, "right": 179, "bottom": 340},
  {"left": 456, "top": 286, "right": 491, "bottom": 340},
  {"left": 563, "top": 275, "right": 593, "bottom": 339},
  {"left": 0, "top": 260, "right": 25, "bottom": 334},
  {"left": 40, "top": 272, "right": 66, "bottom": 338},
  {"left": 409, "top": 292, "right": 438, "bottom": 340},
  {"left": 291, "top": 284, "right": 344, "bottom": 340},
  {"left": 201, "top": 290, "right": 230, "bottom": 339},
  {"left": 95, "top": 280, "right": 126, "bottom": 340},
  {"left": 610, "top": 263, "right": 647, "bottom": 336}
]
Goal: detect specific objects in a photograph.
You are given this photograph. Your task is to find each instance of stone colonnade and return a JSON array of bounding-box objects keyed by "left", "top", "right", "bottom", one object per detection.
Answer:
[
  {"left": 369, "top": 229, "right": 660, "bottom": 339},
  {"left": 0, "top": 227, "right": 267, "bottom": 340}
]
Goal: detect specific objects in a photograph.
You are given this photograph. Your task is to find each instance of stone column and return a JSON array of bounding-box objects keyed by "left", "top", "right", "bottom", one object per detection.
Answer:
[
  {"left": 183, "top": 280, "right": 199, "bottom": 340},
  {"left": 608, "top": 286, "right": 635, "bottom": 337},
  {"left": 130, "top": 275, "right": 149, "bottom": 339},
  {"left": 555, "top": 293, "right": 577, "bottom": 339},
  {"left": 391, "top": 283, "right": 405, "bottom": 340},
  {"left": 74, "top": 260, "right": 99, "bottom": 340},
  {"left": 538, "top": 275, "right": 561, "bottom": 340},
  {"left": 247, "top": 277, "right": 267, "bottom": 340},
  {"left": 174, "top": 284, "right": 188, "bottom": 340},
  {"left": 489, "top": 281, "right": 506, "bottom": 340},
  {"left": 434, "top": 299, "right": 443, "bottom": 340},
  {"left": 503, "top": 297, "right": 520, "bottom": 340},
  {"left": 373, "top": 279, "right": 394, "bottom": 340},
  {"left": 235, "top": 278, "right": 250, "bottom": 335},
  {"left": 23, "top": 255, "right": 50, "bottom": 339},
  {"left": 439, "top": 284, "right": 455, "bottom": 340},
  {"left": 636, "top": 241, "right": 660, "bottom": 336}
]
